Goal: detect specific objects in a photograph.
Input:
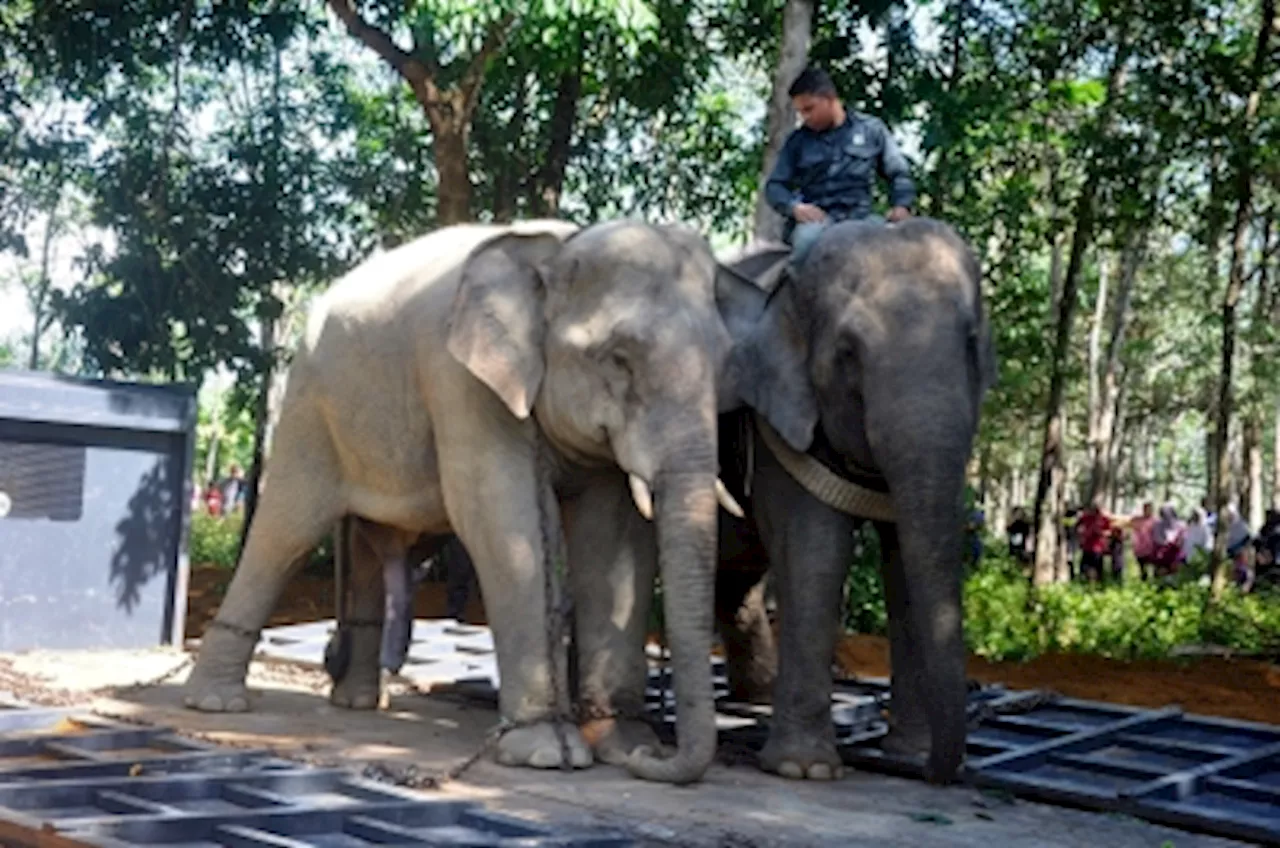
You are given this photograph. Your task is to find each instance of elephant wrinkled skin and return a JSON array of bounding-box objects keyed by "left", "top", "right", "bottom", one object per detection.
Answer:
[
  {"left": 713, "top": 217, "right": 995, "bottom": 784},
  {"left": 181, "top": 219, "right": 731, "bottom": 785}
]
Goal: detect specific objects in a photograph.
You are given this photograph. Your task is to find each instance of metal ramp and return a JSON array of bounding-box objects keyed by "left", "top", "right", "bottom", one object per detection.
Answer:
[
  {"left": 0, "top": 705, "right": 633, "bottom": 848},
  {"left": 832, "top": 681, "right": 1280, "bottom": 846}
]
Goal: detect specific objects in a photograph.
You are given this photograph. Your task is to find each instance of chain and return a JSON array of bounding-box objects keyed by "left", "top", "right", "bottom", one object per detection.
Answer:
[
  {"left": 966, "top": 689, "right": 1060, "bottom": 731},
  {"left": 105, "top": 654, "right": 195, "bottom": 696},
  {"left": 534, "top": 429, "right": 576, "bottom": 771}
]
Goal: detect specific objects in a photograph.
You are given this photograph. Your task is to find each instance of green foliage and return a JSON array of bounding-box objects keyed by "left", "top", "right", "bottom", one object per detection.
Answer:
[
  {"left": 188, "top": 511, "right": 243, "bottom": 570},
  {"left": 843, "top": 524, "right": 888, "bottom": 635},
  {"left": 844, "top": 546, "right": 1280, "bottom": 663},
  {"left": 188, "top": 509, "right": 334, "bottom": 576}
]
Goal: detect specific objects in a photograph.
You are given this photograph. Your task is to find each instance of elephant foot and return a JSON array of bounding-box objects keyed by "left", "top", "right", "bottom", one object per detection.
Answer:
[
  {"left": 882, "top": 725, "right": 931, "bottom": 762},
  {"left": 496, "top": 722, "right": 593, "bottom": 770},
  {"left": 330, "top": 668, "right": 386, "bottom": 711},
  {"left": 328, "top": 626, "right": 384, "bottom": 711},
  {"left": 182, "top": 622, "right": 258, "bottom": 713},
  {"left": 759, "top": 730, "right": 843, "bottom": 781},
  {"left": 581, "top": 717, "right": 668, "bottom": 766}
]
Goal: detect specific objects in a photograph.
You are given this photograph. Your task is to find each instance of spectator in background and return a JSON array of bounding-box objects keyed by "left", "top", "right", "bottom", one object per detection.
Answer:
[
  {"left": 1007, "top": 506, "right": 1032, "bottom": 564},
  {"left": 1255, "top": 509, "right": 1280, "bottom": 589},
  {"left": 965, "top": 504, "right": 986, "bottom": 569},
  {"left": 220, "top": 464, "right": 246, "bottom": 514},
  {"left": 1076, "top": 497, "right": 1112, "bottom": 583},
  {"left": 1223, "top": 505, "right": 1254, "bottom": 592},
  {"left": 1182, "top": 507, "right": 1213, "bottom": 564},
  {"left": 1063, "top": 506, "right": 1082, "bottom": 579},
  {"left": 1130, "top": 501, "right": 1156, "bottom": 579},
  {"left": 1108, "top": 524, "right": 1126, "bottom": 584},
  {"left": 1151, "top": 503, "right": 1185, "bottom": 577},
  {"left": 1201, "top": 496, "right": 1218, "bottom": 536}
]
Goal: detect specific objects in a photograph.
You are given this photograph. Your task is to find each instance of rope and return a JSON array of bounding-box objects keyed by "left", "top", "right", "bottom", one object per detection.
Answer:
[{"left": 754, "top": 415, "right": 896, "bottom": 522}]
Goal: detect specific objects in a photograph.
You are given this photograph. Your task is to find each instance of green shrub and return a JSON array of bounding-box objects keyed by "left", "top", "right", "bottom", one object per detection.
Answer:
[
  {"left": 189, "top": 511, "right": 244, "bottom": 569},
  {"left": 842, "top": 537, "right": 1280, "bottom": 662},
  {"left": 188, "top": 510, "right": 334, "bottom": 574},
  {"left": 843, "top": 525, "right": 888, "bottom": 635},
  {"left": 965, "top": 557, "right": 1039, "bottom": 661}
]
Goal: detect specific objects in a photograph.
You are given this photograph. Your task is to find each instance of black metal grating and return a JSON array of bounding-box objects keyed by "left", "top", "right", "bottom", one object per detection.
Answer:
[
  {"left": 0, "top": 439, "right": 86, "bottom": 522},
  {"left": 0, "top": 707, "right": 633, "bottom": 848}
]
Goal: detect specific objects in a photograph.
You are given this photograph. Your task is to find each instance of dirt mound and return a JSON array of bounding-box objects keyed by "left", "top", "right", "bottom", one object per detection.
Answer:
[{"left": 835, "top": 633, "right": 1280, "bottom": 726}]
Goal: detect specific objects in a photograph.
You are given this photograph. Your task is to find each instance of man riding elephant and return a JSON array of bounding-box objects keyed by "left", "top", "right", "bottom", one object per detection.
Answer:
[{"left": 765, "top": 65, "right": 917, "bottom": 265}]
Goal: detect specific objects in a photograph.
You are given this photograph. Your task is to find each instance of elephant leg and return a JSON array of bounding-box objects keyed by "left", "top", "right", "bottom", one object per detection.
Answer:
[
  {"left": 183, "top": 404, "right": 342, "bottom": 712},
  {"left": 716, "top": 560, "right": 775, "bottom": 704},
  {"left": 753, "top": 452, "right": 855, "bottom": 781},
  {"left": 435, "top": 403, "right": 590, "bottom": 770},
  {"left": 330, "top": 519, "right": 389, "bottom": 711},
  {"left": 565, "top": 472, "right": 664, "bottom": 765},
  {"left": 876, "top": 521, "right": 930, "bottom": 759}
]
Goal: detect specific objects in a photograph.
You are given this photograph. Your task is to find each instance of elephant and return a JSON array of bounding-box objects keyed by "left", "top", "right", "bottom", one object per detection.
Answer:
[
  {"left": 180, "top": 218, "right": 743, "bottom": 785},
  {"left": 713, "top": 216, "right": 997, "bottom": 784}
]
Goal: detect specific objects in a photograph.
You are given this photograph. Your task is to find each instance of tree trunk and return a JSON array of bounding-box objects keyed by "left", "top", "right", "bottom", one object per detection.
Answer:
[
  {"left": 1090, "top": 219, "right": 1148, "bottom": 504},
  {"left": 1274, "top": 398, "right": 1280, "bottom": 511},
  {"left": 752, "top": 0, "right": 815, "bottom": 242},
  {"left": 433, "top": 125, "right": 471, "bottom": 225},
  {"left": 1246, "top": 416, "right": 1264, "bottom": 529},
  {"left": 929, "top": 0, "right": 967, "bottom": 217},
  {"left": 1085, "top": 254, "right": 1111, "bottom": 500},
  {"left": 1032, "top": 34, "right": 1131, "bottom": 587},
  {"left": 533, "top": 62, "right": 582, "bottom": 217},
  {"left": 326, "top": 0, "right": 514, "bottom": 228},
  {"left": 1211, "top": 0, "right": 1275, "bottom": 601}
]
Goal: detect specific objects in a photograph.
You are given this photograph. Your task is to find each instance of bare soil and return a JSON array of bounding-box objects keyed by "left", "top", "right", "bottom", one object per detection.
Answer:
[
  {"left": 185, "top": 564, "right": 1280, "bottom": 726},
  {"left": 836, "top": 633, "right": 1280, "bottom": 726}
]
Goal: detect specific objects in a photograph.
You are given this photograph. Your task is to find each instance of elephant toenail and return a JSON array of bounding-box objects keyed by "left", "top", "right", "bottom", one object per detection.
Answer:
[
  {"left": 808, "top": 763, "right": 833, "bottom": 780},
  {"left": 778, "top": 761, "right": 804, "bottom": 779}
]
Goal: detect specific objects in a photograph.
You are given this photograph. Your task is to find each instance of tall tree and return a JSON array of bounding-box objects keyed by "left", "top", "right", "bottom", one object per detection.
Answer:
[
  {"left": 1032, "top": 20, "right": 1134, "bottom": 586},
  {"left": 325, "top": 0, "right": 517, "bottom": 225},
  {"left": 752, "top": 0, "right": 814, "bottom": 241},
  {"left": 1210, "top": 0, "right": 1276, "bottom": 599}
]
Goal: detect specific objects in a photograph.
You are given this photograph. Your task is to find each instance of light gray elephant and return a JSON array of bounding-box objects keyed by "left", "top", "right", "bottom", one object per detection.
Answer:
[
  {"left": 718, "top": 217, "right": 996, "bottom": 784},
  {"left": 180, "top": 218, "right": 742, "bottom": 784}
]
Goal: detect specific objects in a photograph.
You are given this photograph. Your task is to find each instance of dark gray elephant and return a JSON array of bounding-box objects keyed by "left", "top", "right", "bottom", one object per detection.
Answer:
[{"left": 709, "top": 216, "right": 995, "bottom": 784}]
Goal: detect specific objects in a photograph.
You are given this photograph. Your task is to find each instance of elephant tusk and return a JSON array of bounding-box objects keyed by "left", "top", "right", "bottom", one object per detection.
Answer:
[
  {"left": 716, "top": 478, "right": 745, "bottom": 518},
  {"left": 629, "top": 474, "right": 654, "bottom": 521}
]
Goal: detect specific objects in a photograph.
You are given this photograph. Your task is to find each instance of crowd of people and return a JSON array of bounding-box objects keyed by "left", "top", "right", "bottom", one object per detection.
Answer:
[
  {"left": 1003, "top": 498, "right": 1280, "bottom": 592},
  {"left": 194, "top": 464, "right": 247, "bottom": 517}
]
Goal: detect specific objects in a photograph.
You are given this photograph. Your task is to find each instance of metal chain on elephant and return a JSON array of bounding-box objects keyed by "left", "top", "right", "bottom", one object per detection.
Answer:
[{"left": 534, "top": 428, "right": 577, "bottom": 771}]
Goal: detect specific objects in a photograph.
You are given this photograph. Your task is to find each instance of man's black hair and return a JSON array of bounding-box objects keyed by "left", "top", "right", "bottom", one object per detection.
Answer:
[{"left": 788, "top": 66, "right": 838, "bottom": 98}]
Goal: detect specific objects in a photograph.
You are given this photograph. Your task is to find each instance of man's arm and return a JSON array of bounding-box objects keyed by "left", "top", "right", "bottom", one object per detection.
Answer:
[
  {"left": 875, "top": 120, "right": 917, "bottom": 214},
  {"left": 764, "top": 133, "right": 803, "bottom": 219}
]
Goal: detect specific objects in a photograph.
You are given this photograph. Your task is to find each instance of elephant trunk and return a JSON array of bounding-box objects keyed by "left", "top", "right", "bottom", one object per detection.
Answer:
[
  {"left": 884, "top": 454, "right": 969, "bottom": 784},
  {"left": 627, "top": 466, "right": 718, "bottom": 784}
]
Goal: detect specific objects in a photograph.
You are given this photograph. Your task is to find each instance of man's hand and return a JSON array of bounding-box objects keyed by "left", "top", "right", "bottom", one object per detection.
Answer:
[
  {"left": 792, "top": 202, "right": 828, "bottom": 223},
  {"left": 887, "top": 205, "right": 912, "bottom": 223}
]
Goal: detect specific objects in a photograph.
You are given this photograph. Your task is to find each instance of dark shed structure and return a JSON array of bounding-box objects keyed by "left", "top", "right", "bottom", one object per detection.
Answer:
[{"left": 0, "top": 370, "right": 196, "bottom": 652}]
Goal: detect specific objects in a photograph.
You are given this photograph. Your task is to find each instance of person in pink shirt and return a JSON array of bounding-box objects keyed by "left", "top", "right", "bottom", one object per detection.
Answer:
[{"left": 1130, "top": 501, "right": 1156, "bottom": 580}]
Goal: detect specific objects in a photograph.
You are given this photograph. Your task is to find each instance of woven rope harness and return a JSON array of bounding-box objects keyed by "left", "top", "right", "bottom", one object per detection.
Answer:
[{"left": 753, "top": 415, "right": 896, "bottom": 523}]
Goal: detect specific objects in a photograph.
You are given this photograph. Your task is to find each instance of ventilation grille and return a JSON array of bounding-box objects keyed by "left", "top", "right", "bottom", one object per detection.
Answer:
[{"left": 0, "top": 439, "right": 86, "bottom": 521}]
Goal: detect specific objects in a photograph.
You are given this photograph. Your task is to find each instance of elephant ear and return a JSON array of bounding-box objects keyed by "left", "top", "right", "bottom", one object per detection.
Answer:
[
  {"left": 725, "top": 283, "right": 819, "bottom": 453},
  {"left": 447, "top": 225, "right": 576, "bottom": 419}
]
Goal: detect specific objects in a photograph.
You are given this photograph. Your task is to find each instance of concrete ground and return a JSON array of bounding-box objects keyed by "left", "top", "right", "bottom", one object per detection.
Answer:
[{"left": 0, "top": 648, "right": 1250, "bottom": 848}]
